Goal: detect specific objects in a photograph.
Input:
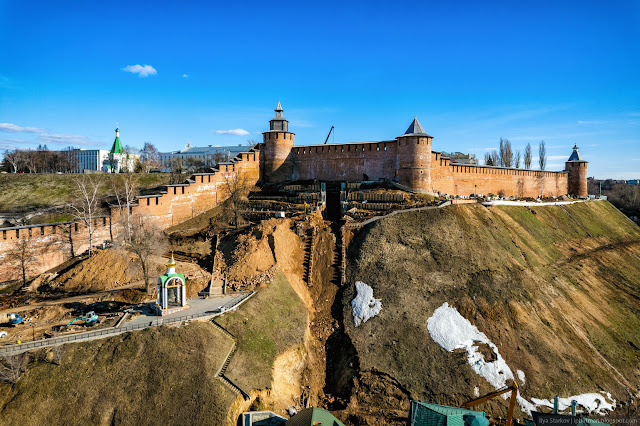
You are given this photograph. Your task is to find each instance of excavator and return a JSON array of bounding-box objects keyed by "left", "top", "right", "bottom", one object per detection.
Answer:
[
  {"left": 65, "top": 311, "right": 99, "bottom": 328},
  {"left": 461, "top": 380, "right": 519, "bottom": 426}
]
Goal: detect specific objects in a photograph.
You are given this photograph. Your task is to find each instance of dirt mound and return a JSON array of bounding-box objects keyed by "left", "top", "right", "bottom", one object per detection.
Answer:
[
  {"left": 45, "top": 249, "right": 171, "bottom": 294},
  {"left": 220, "top": 218, "right": 303, "bottom": 287},
  {"left": 335, "top": 201, "right": 640, "bottom": 424}
]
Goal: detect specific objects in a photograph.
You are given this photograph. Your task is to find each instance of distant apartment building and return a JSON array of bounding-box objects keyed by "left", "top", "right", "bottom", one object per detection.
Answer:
[
  {"left": 159, "top": 143, "right": 247, "bottom": 171},
  {"left": 441, "top": 151, "right": 478, "bottom": 165},
  {"left": 73, "top": 149, "right": 110, "bottom": 173}
]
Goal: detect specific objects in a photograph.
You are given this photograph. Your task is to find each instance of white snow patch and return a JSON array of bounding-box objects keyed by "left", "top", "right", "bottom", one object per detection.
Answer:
[
  {"left": 426, "top": 302, "right": 613, "bottom": 416},
  {"left": 351, "top": 281, "right": 382, "bottom": 327},
  {"left": 531, "top": 393, "right": 615, "bottom": 415},
  {"left": 517, "top": 370, "right": 526, "bottom": 385},
  {"left": 427, "top": 302, "right": 515, "bottom": 389},
  {"left": 474, "top": 386, "right": 480, "bottom": 397}
]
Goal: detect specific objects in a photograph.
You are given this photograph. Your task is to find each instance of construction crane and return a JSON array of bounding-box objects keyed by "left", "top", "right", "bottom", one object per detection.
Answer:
[
  {"left": 324, "top": 126, "right": 334, "bottom": 144},
  {"left": 461, "top": 380, "right": 519, "bottom": 426}
]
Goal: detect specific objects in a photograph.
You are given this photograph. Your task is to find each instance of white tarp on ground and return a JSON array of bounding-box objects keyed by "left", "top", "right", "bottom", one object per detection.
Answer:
[
  {"left": 427, "top": 302, "right": 615, "bottom": 415},
  {"left": 351, "top": 281, "right": 382, "bottom": 327}
]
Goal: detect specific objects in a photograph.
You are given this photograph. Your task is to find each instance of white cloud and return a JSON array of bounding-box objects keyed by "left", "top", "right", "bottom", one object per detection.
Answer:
[
  {"left": 182, "top": 73, "right": 188, "bottom": 78},
  {"left": 122, "top": 64, "right": 157, "bottom": 77},
  {"left": 216, "top": 129, "right": 249, "bottom": 136},
  {"left": 577, "top": 120, "right": 609, "bottom": 125},
  {"left": 0, "top": 123, "right": 44, "bottom": 133}
]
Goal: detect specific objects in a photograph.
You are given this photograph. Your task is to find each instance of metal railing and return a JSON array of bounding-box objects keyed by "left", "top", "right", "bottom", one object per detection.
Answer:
[{"left": 0, "top": 292, "right": 254, "bottom": 356}]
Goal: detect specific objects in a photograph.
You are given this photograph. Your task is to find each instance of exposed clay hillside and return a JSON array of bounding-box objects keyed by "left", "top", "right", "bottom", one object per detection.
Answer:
[{"left": 335, "top": 201, "right": 640, "bottom": 424}]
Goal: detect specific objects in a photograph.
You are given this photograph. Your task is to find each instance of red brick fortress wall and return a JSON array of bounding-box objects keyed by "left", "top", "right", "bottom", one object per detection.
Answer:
[
  {"left": 566, "top": 161, "right": 588, "bottom": 197},
  {"left": 396, "top": 134, "right": 432, "bottom": 192},
  {"left": 291, "top": 141, "right": 398, "bottom": 182},
  {"left": 430, "top": 151, "right": 570, "bottom": 197},
  {"left": 262, "top": 131, "right": 295, "bottom": 184},
  {"left": 0, "top": 149, "right": 261, "bottom": 283},
  {"left": 113, "top": 150, "right": 261, "bottom": 229},
  {"left": 0, "top": 218, "right": 113, "bottom": 282}
]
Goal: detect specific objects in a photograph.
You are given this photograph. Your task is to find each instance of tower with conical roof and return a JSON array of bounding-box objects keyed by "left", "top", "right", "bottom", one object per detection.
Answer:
[
  {"left": 565, "top": 144, "right": 588, "bottom": 197},
  {"left": 262, "top": 101, "right": 295, "bottom": 183},
  {"left": 111, "top": 126, "right": 125, "bottom": 154},
  {"left": 396, "top": 116, "right": 433, "bottom": 192}
]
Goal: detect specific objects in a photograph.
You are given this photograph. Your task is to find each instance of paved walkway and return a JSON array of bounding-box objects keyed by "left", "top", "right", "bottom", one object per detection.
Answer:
[
  {"left": 125, "top": 294, "right": 240, "bottom": 328},
  {"left": 0, "top": 292, "right": 254, "bottom": 356}
]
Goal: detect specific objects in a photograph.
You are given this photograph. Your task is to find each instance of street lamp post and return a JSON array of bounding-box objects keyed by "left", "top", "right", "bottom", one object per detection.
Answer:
[{"left": 29, "top": 321, "right": 37, "bottom": 342}]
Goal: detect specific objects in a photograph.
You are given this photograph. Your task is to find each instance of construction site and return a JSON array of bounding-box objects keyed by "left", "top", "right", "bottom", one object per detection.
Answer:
[{"left": 0, "top": 164, "right": 639, "bottom": 426}]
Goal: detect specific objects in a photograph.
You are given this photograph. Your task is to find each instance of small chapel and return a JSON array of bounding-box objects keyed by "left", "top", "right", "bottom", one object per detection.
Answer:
[{"left": 155, "top": 254, "right": 188, "bottom": 316}]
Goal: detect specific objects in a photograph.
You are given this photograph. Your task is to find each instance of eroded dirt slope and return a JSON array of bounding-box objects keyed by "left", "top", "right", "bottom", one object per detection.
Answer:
[{"left": 336, "top": 201, "right": 640, "bottom": 424}]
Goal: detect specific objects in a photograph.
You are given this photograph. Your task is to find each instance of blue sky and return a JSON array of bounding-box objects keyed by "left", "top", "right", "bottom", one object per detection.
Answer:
[{"left": 0, "top": 0, "right": 639, "bottom": 178}]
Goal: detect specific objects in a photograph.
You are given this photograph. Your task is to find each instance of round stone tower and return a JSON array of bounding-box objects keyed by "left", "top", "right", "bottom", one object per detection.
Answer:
[
  {"left": 262, "top": 101, "right": 295, "bottom": 184},
  {"left": 565, "top": 144, "right": 588, "bottom": 197},
  {"left": 396, "top": 116, "right": 433, "bottom": 192}
]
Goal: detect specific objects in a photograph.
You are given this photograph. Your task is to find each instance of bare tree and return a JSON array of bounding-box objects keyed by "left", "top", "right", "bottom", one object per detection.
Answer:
[
  {"left": 4, "top": 150, "right": 20, "bottom": 173},
  {"left": 246, "top": 138, "right": 259, "bottom": 149},
  {"left": 538, "top": 140, "right": 546, "bottom": 170},
  {"left": 24, "top": 152, "right": 36, "bottom": 173},
  {"left": 222, "top": 168, "right": 249, "bottom": 230},
  {"left": 126, "top": 216, "right": 168, "bottom": 294},
  {"left": 168, "top": 157, "right": 184, "bottom": 184},
  {"left": 0, "top": 353, "right": 29, "bottom": 384},
  {"left": 524, "top": 143, "right": 532, "bottom": 169},
  {"left": 141, "top": 142, "right": 161, "bottom": 173},
  {"left": 484, "top": 152, "right": 493, "bottom": 166},
  {"left": 5, "top": 235, "right": 39, "bottom": 286},
  {"left": 514, "top": 150, "right": 521, "bottom": 168},
  {"left": 69, "top": 174, "right": 104, "bottom": 255},
  {"left": 499, "top": 138, "right": 513, "bottom": 167},
  {"left": 184, "top": 157, "right": 206, "bottom": 172},
  {"left": 491, "top": 150, "right": 499, "bottom": 167},
  {"left": 111, "top": 173, "right": 139, "bottom": 244}
]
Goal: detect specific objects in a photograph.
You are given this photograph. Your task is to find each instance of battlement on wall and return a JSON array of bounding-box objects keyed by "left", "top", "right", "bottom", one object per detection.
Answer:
[
  {"left": 0, "top": 216, "right": 111, "bottom": 242},
  {"left": 0, "top": 148, "right": 261, "bottom": 283},
  {"left": 113, "top": 148, "right": 261, "bottom": 228},
  {"left": 293, "top": 140, "right": 396, "bottom": 155}
]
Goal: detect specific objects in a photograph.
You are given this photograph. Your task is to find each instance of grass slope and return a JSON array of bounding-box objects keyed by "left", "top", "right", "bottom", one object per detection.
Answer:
[
  {"left": 0, "top": 322, "right": 235, "bottom": 426},
  {"left": 341, "top": 201, "right": 640, "bottom": 422},
  {"left": 218, "top": 272, "right": 307, "bottom": 392},
  {"left": 0, "top": 173, "right": 171, "bottom": 215}
]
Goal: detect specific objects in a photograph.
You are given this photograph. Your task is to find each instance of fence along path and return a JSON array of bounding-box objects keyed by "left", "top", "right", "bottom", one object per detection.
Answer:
[{"left": 0, "top": 291, "right": 255, "bottom": 357}]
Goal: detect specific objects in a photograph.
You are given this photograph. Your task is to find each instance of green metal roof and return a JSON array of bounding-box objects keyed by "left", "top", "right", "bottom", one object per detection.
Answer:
[
  {"left": 158, "top": 273, "right": 185, "bottom": 287},
  {"left": 111, "top": 127, "right": 125, "bottom": 154},
  {"left": 408, "top": 401, "right": 486, "bottom": 426},
  {"left": 285, "top": 407, "right": 344, "bottom": 426}
]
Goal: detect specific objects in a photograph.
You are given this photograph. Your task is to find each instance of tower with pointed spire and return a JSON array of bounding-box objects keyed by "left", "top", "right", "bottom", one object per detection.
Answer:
[
  {"left": 103, "top": 125, "right": 140, "bottom": 173},
  {"left": 262, "top": 101, "right": 295, "bottom": 183},
  {"left": 565, "top": 144, "right": 588, "bottom": 197},
  {"left": 395, "top": 116, "right": 433, "bottom": 192}
]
